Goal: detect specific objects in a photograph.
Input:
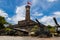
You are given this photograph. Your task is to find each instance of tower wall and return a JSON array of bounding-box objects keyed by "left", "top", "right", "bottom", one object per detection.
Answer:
[{"left": 25, "top": 5, "right": 30, "bottom": 21}]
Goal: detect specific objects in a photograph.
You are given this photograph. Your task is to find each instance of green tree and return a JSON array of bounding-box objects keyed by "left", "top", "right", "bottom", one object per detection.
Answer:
[
  {"left": 31, "top": 25, "right": 39, "bottom": 32},
  {"left": 0, "top": 16, "right": 8, "bottom": 29},
  {"left": 47, "top": 25, "right": 55, "bottom": 33},
  {"left": 47, "top": 25, "right": 52, "bottom": 30}
]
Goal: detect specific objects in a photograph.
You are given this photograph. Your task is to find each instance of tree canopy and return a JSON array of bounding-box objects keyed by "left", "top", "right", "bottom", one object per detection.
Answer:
[
  {"left": 47, "top": 25, "right": 55, "bottom": 33},
  {"left": 0, "top": 16, "right": 8, "bottom": 29}
]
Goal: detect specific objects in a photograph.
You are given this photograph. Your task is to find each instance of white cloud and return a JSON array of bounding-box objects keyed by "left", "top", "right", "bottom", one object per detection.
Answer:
[
  {"left": 38, "top": 11, "right": 60, "bottom": 26},
  {"left": 52, "top": 11, "right": 60, "bottom": 18},
  {"left": 7, "top": 18, "right": 11, "bottom": 21},
  {"left": 10, "top": 5, "right": 26, "bottom": 24},
  {"left": 40, "top": 16, "right": 52, "bottom": 22},
  {"left": 39, "top": 16, "right": 55, "bottom": 26},
  {"left": 0, "top": 10, "right": 8, "bottom": 17},
  {"left": 47, "top": 0, "right": 57, "bottom": 2},
  {"left": 32, "top": 0, "right": 57, "bottom": 10},
  {"left": 33, "top": 12, "right": 43, "bottom": 16},
  {"left": 54, "top": 11, "right": 60, "bottom": 15},
  {"left": 32, "top": 0, "right": 38, "bottom": 6}
]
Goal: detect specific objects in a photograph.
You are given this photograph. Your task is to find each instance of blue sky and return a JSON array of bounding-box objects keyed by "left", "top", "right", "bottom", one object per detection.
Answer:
[{"left": 0, "top": 0, "right": 60, "bottom": 26}]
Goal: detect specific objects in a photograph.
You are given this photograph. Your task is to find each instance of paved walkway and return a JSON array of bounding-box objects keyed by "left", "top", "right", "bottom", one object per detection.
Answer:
[{"left": 0, "top": 36, "right": 60, "bottom": 40}]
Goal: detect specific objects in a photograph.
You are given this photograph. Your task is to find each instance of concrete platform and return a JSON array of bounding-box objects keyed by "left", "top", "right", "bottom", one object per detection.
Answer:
[{"left": 0, "top": 36, "right": 60, "bottom": 40}]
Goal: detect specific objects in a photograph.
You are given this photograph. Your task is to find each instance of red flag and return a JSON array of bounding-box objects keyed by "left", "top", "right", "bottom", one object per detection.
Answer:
[{"left": 27, "top": 2, "right": 31, "bottom": 5}]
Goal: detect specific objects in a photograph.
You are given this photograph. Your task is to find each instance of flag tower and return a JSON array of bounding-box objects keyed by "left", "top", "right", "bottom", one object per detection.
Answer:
[{"left": 25, "top": 2, "right": 31, "bottom": 21}]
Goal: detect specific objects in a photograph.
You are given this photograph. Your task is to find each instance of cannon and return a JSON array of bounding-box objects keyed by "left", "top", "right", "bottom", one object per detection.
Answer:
[
  {"left": 6, "top": 28, "right": 29, "bottom": 36},
  {"left": 34, "top": 19, "right": 52, "bottom": 37},
  {"left": 53, "top": 17, "right": 60, "bottom": 36}
]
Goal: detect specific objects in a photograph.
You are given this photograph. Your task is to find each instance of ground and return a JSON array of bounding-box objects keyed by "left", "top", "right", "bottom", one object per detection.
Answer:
[{"left": 0, "top": 36, "right": 60, "bottom": 40}]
